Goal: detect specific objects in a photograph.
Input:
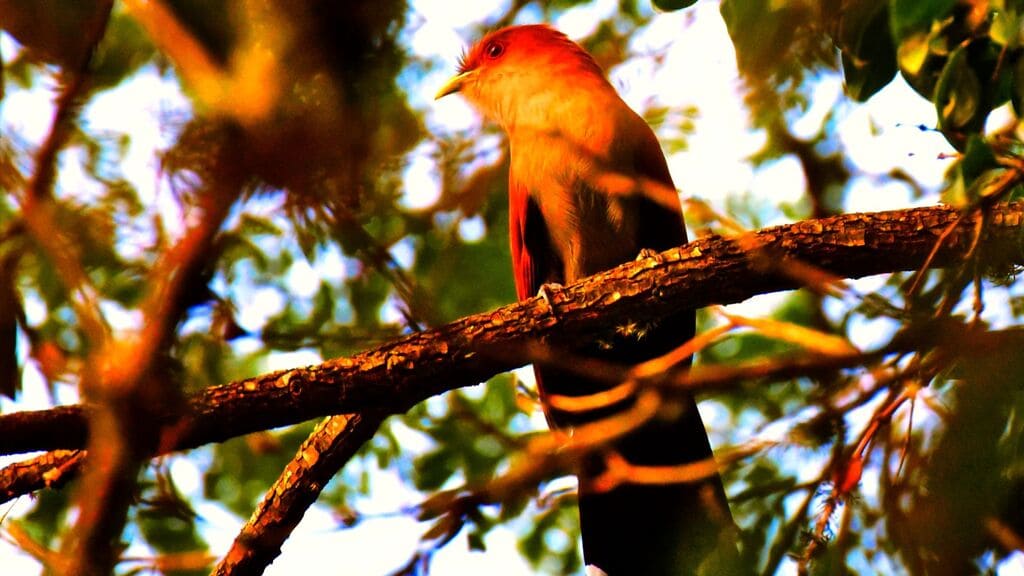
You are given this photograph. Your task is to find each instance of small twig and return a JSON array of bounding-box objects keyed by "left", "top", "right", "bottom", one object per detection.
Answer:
[
  {"left": 897, "top": 390, "right": 916, "bottom": 479},
  {"left": 903, "top": 212, "right": 967, "bottom": 299},
  {"left": 588, "top": 440, "right": 772, "bottom": 493},
  {"left": 986, "top": 517, "right": 1024, "bottom": 553},
  {"left": 762, "top": 472, "right": 825, "bottom": 576},
  {"left": 3, "top": 521, "right": 67, "bottom": 573},
  {"left": 906, "top": 165, "right": 1024, "bottom": 301},
  {"left": 797, "top": 490, "right": 841, "bottom": 575}
]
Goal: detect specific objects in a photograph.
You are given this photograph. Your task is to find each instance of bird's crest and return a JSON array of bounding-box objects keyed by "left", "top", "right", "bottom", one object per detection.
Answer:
[{"left": 457, "top": 24, "right": 603, "bottom": 78}]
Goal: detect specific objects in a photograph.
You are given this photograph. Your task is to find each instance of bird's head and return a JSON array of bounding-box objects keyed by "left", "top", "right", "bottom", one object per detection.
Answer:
[{"left": 435, "top": 25, "right": 609, "bottom": 131}]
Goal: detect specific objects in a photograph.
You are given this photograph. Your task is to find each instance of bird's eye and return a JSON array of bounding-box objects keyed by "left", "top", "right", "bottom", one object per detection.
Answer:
[{"left": 484, "top": 42, "right": 504, "bottom": 59}]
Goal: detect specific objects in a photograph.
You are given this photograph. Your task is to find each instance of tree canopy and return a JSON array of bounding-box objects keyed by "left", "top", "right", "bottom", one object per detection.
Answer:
[{"left": 2, "top": 1, "right": 1024, "bottom": 575}]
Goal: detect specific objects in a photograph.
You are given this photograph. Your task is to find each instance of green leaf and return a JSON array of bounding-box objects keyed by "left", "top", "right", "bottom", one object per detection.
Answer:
[
  {"left": 959, "top": 135, "right": 998, "bottom": 184},
  {"left": 652, "top": 0, "right": 698, "bottom": 11},
  {"left": 90, "top": 13, "right": 155, "bottom": 91},
  {"left": 932, "top": 39, "right": 1010, "bottom": 149},
  {"left": 934, "top": 44, "right": 981, "bottom": 141},
  {"left": 22, "top": 489, "right": 72, "bottom": 548},
  {"left": 310, "top": 281, "right": 335, "bottom": 328},
  {"left": 908, "top": 330, "right": 1024, "bottom": 571},
  {"left": 991, "top": 7, "right": 1022, "bottom": 48},
  {"left": 720, "top": 0, "right": 791, "bottom": 77},
  {"left": 896, "top": 31, "right": 931, "bottom": 78},
  {"left": 467, "top": 528, "right": 487, "bottom": 551},
  {"left": 348, "top": 271, "right": 391, "bottom": 329},
  {"left": 413, "top": 447, "right": 455, "bottom": 492},
  {"left": 889, "top": 0, "right": 956, "bottom": 39},
  {"left": 203, "top": 424, "right": 315, "bottom": 517},
  {"left": 413, "top": 196, "right": 516, "bottom": 322},
  {"left": 839, "top": 3, "right": 897, "bottom": 101},
  {"left": 897, "top": 27, "right": 953, "bottom": 100},
  {"left": 137, "top": 510, "right": 207, "bottom": 557}
]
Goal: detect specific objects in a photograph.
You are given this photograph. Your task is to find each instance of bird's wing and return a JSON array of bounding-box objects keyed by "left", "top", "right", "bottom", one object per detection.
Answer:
[
  {"left": 630, "top": 117, "right": 689, "bottom": 252},
  {"left": 508, "top": 172, "right": 535, "bottom": 301},
  {"left": 508, "top": 170, "right": 554, "bottom": 300},
  {"left": 509, "top": 167, "right": 566, "bottom": 427}
]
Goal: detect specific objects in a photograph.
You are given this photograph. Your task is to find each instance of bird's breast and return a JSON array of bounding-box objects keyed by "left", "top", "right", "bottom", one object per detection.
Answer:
[{"left": 511, "top": 142, "right": 644, "bottom": 284}]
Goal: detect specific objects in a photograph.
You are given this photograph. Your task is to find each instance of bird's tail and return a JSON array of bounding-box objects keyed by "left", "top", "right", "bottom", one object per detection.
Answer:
[{"left": 536, "top": 310, "right": 741, "bottom": 575}]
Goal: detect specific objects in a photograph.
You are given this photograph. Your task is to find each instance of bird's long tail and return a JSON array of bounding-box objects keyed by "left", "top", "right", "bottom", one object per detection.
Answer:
[{"left": 536, "top": 309, "right": 739, "bottom": 575}]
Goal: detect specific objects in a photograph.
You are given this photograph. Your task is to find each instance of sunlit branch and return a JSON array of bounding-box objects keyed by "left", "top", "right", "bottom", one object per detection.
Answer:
[
  {"left": 0, "top": 204, "right": 1021, "bottom": 470},
  {"left": 120, "top": 551, "right": 217, "bottom": 573},
  {"left": 0, "top": 450, "right": 83, "bottom": 504},
  {"left": 588, "top": 441, "right": 772, "bottom": 494},
  {"left": 985, "top": 517, "right": 1024, "bottom": 554},
  {"left": 545, "top": 379, "right": 638, "bottom": 414},
  {"left": 714, "top": 307, "right": 858, "bottom": 356},
  {"left": 212, "top": 412, "right": 383, "bottom": 576},
  {"left": 630, "top": 321, "right": 733, "bottom": 379},
  {"left": 2, "top": 521, "right": 66, "bottom": 573}
]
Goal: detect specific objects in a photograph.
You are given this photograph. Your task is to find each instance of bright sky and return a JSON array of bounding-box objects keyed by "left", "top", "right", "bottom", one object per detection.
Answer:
[{"left": 5, "top": 1, "right": 1022, "bottom": 575}]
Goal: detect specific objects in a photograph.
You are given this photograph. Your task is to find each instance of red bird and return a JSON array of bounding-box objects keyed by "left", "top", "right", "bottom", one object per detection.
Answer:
[{"left": 437, "top": 25, "right": 736, "bottom": 575}]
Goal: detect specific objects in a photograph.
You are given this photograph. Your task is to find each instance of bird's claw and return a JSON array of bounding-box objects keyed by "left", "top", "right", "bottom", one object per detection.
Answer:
[
  {"left": 635, "top": 247, "right": 659, "bottom": 261},
  {"left": 537, "top": 282, "right": 563, "bottom": 320}
]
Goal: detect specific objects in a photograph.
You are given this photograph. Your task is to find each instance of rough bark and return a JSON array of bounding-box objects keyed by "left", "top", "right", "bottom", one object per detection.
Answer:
[
  {"left": 211, "top": 413, "right": 384, "bottom": 575},
  {"left": 1, "top": 203, "right": 1022, "bottom": 462}
]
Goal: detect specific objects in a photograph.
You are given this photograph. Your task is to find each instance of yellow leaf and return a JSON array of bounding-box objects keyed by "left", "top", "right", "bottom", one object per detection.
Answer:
[{"left": 720, "top": 310, "right": 860, "bottom": 356}]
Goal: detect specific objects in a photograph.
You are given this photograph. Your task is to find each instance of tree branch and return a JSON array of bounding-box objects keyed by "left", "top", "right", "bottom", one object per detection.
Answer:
[
  {"left": 0, "top": 450, "right": 84, "bottom": 502},
  {"left": 211, "top": 412, "right": 384, "bottom": 575},
  {"left": 1, "top": 203, "right": 1022, "bottom": 463}
]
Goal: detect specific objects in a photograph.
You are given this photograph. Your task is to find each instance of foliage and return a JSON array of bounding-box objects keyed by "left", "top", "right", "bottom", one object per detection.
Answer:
[{"left": 0, "top": 0, "right": 1023, "bottom": 575}]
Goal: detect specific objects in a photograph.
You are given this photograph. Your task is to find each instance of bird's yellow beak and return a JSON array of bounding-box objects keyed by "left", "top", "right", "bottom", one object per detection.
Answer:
[{"left": 434, "top": 70, "right": 476, "bottom": 100}]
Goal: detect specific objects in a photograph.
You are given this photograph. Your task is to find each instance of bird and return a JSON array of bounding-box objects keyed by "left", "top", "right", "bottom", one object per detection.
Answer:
[{"left": 436, "top": 24, "right": 737, "bottom": 575}]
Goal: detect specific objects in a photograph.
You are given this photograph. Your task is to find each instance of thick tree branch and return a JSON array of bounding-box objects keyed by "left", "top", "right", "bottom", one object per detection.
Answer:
[
  {"left": 211, "top": 412, "right": 384, "bottom": 575},
  {"left": 1, "top": 203, "right": 1022, "bottom": 462}
]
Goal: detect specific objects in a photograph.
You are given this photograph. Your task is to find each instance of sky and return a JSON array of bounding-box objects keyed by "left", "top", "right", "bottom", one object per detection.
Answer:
[{"left": 3, "top": 0, "right": 1022, "bottom": 575}]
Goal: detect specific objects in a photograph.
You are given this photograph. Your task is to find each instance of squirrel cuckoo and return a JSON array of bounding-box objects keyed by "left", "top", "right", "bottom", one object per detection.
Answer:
[{"left": 436, "top": 25, "right": 736, "bottom": 575}]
